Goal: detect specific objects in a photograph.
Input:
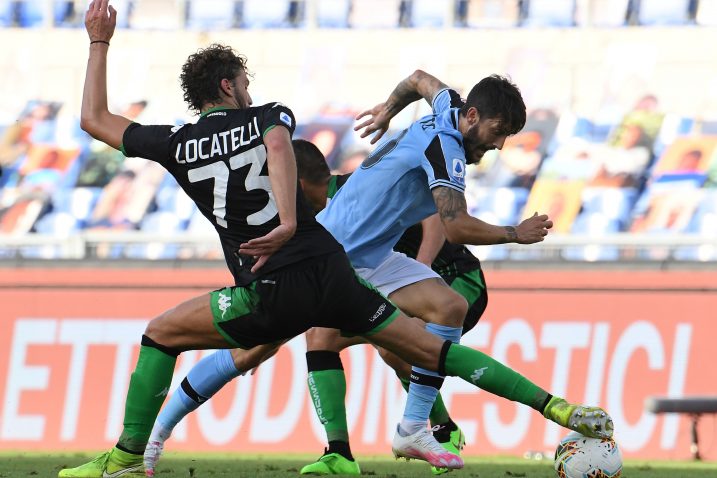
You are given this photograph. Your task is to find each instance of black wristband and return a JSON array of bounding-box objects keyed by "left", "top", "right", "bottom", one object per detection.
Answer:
[{"left": 90, "top": 40, "right": 110, "bottom": 46}]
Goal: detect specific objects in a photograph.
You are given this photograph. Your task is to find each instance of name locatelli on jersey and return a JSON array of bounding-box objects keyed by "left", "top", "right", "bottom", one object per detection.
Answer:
[{"left": 174, "top": 117, "right": 261, "bottom": 164}]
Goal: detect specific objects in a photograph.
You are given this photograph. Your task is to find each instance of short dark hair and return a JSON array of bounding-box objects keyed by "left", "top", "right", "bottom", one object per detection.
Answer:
[
  {"left": 293, "top": 139, "right": 330, "bottom": 184},
  {"left": 461, "top": 75, "right": 526, "bottom": 135},
  {"left": 180, "top": 44, "right": 250, "bottom": 115}
]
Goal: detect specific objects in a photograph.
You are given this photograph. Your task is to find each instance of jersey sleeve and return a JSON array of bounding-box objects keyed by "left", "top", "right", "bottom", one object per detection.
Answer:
[
  {"left": 258, "top": 102, "right": 296, "bottom": 137},
  {"left": 421, "top": 133, "right": 467, "bottom": 193},
  {"left": 432, "top": 88, "right": 464, "bottom": 114},
  {"left": 121, "top": 122, "right": 176, "bottom": 165}
]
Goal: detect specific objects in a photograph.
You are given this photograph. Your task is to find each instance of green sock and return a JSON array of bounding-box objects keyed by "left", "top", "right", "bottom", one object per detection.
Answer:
[
  {"left": 308, "top": 369, "right": 349, "bottom": 442},
  {"left": 399, "top": 376, "right": 450, "bottom": 426},
  {"left": 118, "top": 344, "right": 177, "bottom": 453},
  {"left": 444, "top": 344, "right": 550, "bottom": 412}
]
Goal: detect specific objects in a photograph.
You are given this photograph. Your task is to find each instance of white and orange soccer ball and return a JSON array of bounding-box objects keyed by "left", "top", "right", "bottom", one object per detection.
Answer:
[{"left": 554, "top": 432, "right": 623, "bottom": 478}]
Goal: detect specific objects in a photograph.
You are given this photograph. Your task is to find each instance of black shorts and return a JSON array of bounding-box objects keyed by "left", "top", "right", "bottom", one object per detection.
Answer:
[
  {"left": 209, "top": 252, "right": 399, "bottom": 349},
  {"left": 443, "top": 267, "right": 488, "bottom": 335}
]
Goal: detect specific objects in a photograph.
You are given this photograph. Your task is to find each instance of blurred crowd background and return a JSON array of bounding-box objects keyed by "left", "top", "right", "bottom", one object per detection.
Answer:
[{"left": 1, "top": 0, "right": 716, "bottom": 262}]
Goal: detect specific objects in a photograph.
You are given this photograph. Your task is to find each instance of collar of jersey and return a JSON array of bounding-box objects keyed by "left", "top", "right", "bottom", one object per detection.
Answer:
[{"left": 200, "top": 106, "right": 233, "bottom": 118}]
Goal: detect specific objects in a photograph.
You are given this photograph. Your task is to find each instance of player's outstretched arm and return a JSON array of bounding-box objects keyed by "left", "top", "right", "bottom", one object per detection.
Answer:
[
  {"left": 239, "top": 126, "right": 297, "bottom": 273},
  {"left": 355, "top": 69, "right": 449, "bottom": 144},
  {"left": 81, "top": 0, "right": 132, "bottom": 150},
  {"left": 432, "top": 186, "right": 553, "bottom": 245}
]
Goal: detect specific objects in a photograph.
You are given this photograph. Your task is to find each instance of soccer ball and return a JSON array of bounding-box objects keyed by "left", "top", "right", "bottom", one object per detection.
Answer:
[{"left": 554, "top": 432, "right": 623, "bottom": 478}]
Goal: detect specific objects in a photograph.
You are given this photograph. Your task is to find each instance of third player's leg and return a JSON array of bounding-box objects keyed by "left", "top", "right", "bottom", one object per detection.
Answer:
[{"left": 305, "top": 327, "right": 366, "bottom": 352}]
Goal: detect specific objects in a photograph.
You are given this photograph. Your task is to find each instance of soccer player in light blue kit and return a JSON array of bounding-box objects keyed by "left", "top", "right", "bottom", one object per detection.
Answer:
[{"left": 312, "top": 70, "right": 554, "bottom": 467}]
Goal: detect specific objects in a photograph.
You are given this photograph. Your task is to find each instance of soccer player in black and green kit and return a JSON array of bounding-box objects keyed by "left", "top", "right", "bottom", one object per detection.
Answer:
[{"left": 63, "top": 3, "right": 614, "bottom": 476}]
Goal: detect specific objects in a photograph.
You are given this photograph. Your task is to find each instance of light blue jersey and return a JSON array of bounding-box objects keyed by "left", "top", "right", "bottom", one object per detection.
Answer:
[{"left": 317, "top": 88, "right": 468, "bottom": 268}]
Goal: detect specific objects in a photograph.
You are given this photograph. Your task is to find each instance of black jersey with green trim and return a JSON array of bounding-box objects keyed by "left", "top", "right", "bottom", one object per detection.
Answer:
[
  {"left": 122, "top": 103, "right": 342, "bottom": 284},
  {"left": 327, "top": 174, "right": 480, "bottom": 277},
  {"left": 326, "top": 174, "right": 349, "bottom": 200}
]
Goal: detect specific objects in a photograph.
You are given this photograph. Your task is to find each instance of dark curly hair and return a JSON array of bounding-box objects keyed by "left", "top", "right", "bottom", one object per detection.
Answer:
[
  {"left": 180, "top": 44, "right": 251, "bottom": 115},
  {"left": 461, "top": 74, "right": 526, "bottom": 135}
]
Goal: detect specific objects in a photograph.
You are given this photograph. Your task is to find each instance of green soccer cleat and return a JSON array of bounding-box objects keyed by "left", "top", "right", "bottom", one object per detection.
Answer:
[
  {"left": 300, "top": 451, "right": 361, "bottom": 475},
  {"left": 431, "top": 424, "right": 466, "bottom": 475},
  {"left": 58, "top": 448, "right": 144, "bottom": 478},
  {"left": 543, "top": 396, "right": 614, "bottom": 439}
]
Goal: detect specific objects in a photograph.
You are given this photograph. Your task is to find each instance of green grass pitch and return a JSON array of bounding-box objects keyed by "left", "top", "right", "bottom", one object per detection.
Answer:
[{"left": 2, "top": 452, "right": 716, "bottom": 477}]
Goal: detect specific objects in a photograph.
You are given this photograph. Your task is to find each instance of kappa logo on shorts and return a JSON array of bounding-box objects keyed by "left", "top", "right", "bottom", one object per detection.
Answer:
[
  {"left": 280, "top": 111, "right": 292, "bottom": 127},
  {"left": 371, "top": 303, "right": 387, "bottom": 321},
  {"left": 218, "top": 292, "right": 232, "bottom": 318}
]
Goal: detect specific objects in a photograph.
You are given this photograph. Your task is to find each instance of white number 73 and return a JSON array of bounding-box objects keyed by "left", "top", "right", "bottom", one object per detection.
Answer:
[{"left": 187, "top": 144, "right": 277, "bottom": 227}]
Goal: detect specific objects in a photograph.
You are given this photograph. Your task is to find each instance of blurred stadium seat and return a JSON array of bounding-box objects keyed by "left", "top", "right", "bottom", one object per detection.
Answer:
[
  {"left": 564, "top": 213, "right": 621, "bottom": 261},
  {"left": 521, "top": 0, "right": 575, "bottom": 27},
  {"left": 9, "top": 0, "right": 70, "bottom": 28},
  {"left": 315, "top": 0, "right": 350, "bottom": 28},
  {"left": 409, "top": 0, "right": 450, "bottom": 28},
  {"left": 125, "top": 211, "right": 183, "bottom": 259},
  {"left": 461, "top": 0, "right": 519, "bottom": 28},
  {"left": 130, "top": 0, "right": 184, "bottom": 30},
  {"left": 580, "top": 187, "right": 638, "bottom": 228},
  {"left": 575, "top": 0, "right": 630, "bottom": 27},
  {"left": 241, "top": 0, "right": 291, "bottom": 28},
  {"left": 638, "top": 0, "right": 693, "bottom": 25},
  {"left": 696, "top": 0, "right": 717, "bottom": 26},
  {"left": 154, "top": 184, "right": 196, "bottom": 227},
  {"left": 0, "top": 1, "right": 15, "bottom": 27},
  {"left": 350, "top": 0, "right": 401, "bottom": 28},
  {"left": 50, "top": 186, "right": 101, "bottom": 227},
  {"left": 186, "top": 0, "right": 239, "bottom": 30}
]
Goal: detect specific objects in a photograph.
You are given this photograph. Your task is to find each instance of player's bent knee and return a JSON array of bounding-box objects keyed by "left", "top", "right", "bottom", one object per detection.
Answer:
[
  {"left": 140, "top": 333, "right": 182, "bottom": 358},
  {"left": 305, "top": 327, "right": 345, "bottom": 352},
  {"left": 441, "top": 294, "right": 468, "bottom": 328}
]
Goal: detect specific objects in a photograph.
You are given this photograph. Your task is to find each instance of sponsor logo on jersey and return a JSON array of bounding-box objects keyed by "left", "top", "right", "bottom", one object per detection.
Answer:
[
  {"left": 470, "top": 367, "right": 488, "bottom": 384},
  {"left": 452, "top": 158, "right": 465, "bottom": 179},
  {"left": 371, "top": 303, "right": 387, "bottom": 321},
  {"left": 280, "top": 112, "right": 292, "bottom": 127}
]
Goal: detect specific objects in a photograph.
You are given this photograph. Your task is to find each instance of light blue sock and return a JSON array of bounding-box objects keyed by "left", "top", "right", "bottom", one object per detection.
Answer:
[
  {"left": 400, "top": 323, "right": 462, "bottom": 435},
  {"left": 156, "top": 349, "right": 241, "bottom": 432}
]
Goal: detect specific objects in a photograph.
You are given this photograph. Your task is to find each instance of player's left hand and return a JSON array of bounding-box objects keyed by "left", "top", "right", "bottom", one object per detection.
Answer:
[
  {"left": 355, "top": 102, "right": 393, "bottom": 144},
  {"left": 514, "top": 212, "right": 553, "bottom": 244},
  {"left": 238, "top": 223, "right": 296, "bottom": 273},
  {"left": 85, "top": 0, "right": 117, "bottom": 42}
]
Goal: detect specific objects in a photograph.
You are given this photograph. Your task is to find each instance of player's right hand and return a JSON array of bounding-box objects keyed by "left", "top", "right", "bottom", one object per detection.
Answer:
[
  {"left": 515, "top": 212, "right": 553, "bottom": 244},
  {"left": 238, "top": 223, "right": 297, "bottom": 273},
  {"left": 85, "top": 0, "right": 117, "bottom": 43},
  {"left": 355, "top": 102, "right": 392, "bottom": 144}
]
